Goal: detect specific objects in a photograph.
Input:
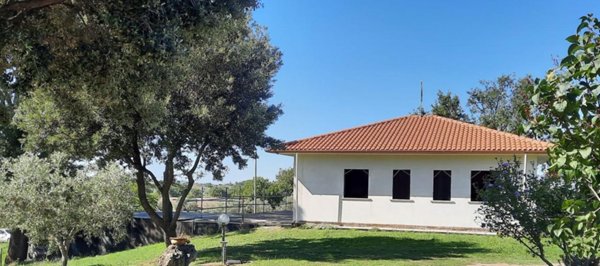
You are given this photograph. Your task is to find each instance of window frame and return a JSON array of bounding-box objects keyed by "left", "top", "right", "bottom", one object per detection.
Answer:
[
  {"left": 392, "top": 169, "right": 411, "bottom": 200},
  {"left": 343, "top": 169, "right": 369, "bottom": 199},
  {"left": 433, "top": 170, "right": 452, "bottom": 201},
  {"left": 470, "top": 170, "right": 494, "bottom": 202}
]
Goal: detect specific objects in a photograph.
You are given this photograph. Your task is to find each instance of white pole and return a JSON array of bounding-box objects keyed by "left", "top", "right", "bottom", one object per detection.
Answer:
[
  {"left": 294, "top": 153, "right": 299, "bottom": 223},
  {"left": 253, "top": 157, "right": 257, "bottom": 214},
  {"left": 523, "top": 153, "right": 528, "bottom": 187},
  {"left": 523, "top": 154, "right": 528, "bottom": 174}
]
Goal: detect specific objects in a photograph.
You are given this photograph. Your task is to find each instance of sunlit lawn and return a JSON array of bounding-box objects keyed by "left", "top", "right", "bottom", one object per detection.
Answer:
[
  {"left": 27, "top": 227, "right": 559, "bottom": 266},
  {"left": 1, "top": 242, "right": 7, "bottom": 264}
]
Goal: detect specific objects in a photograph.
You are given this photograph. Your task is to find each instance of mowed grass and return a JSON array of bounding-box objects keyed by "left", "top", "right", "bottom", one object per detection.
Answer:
[
  {"left": 28, "top": 227, "right": 559, "bottom": 266},
  {"left": 0, "top": 242, "right": 7, "bottom": 264}
]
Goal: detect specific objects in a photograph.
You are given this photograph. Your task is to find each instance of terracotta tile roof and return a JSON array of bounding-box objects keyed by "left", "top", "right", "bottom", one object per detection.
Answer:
[{"left": 269, "top": 115, "right": 551, "bottom": 154}]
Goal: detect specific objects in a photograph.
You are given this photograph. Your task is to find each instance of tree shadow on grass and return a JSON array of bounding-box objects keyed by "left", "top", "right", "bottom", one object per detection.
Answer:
[{"left": 198, "top": 235, "right": 491, "bottom": 264}]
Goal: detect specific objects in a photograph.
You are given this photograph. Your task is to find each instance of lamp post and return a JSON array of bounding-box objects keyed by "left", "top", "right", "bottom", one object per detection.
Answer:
[
  {"left": 253, "top": 158, "right": 257, "bottom": 214},
  {"left": 217, "top": 213, "right": 230, "bottom": 265}
]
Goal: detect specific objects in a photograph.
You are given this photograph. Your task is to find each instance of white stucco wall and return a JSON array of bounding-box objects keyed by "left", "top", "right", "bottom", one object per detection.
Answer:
[{"left": 294, "top": 153, "right": 544, "bottom": 229}]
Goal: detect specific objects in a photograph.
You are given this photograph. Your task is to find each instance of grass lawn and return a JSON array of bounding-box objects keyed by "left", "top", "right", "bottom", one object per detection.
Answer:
[
  {"left": 27, "top": 227, "right": 559, "bottom": 266},
  {"left": 0, "top": 242, "right": 7, "bottom": 264}
]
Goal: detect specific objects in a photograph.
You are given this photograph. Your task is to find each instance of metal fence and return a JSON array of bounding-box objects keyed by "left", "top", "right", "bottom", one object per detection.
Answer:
[{"left": 182, "top": 188, "right": 292, "bottom": 216}]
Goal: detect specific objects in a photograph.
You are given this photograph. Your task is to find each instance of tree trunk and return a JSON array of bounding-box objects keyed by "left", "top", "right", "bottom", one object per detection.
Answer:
[
  {"left": 128, "top": 128, "right": 198, "bottom": 247},
  {"left": 56, "top": 239, "right": 70, "bottom": 266},
  {"left": 160, "top": 155, "right": 176, "bottom": 246},
  {"left": 161, "top": 183, "right": 175, "bottom": 246},
  {"left": 162, "top": 225, "right": 177, "bottom": 247},
  {"left": 5, "top": 229, "right": 28, "bottom": 264}
]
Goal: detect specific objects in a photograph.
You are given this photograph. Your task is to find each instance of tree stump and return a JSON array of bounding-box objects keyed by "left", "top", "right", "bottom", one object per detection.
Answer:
[{"left": 157, "top": 244, "right": 197, "bottom": 266}]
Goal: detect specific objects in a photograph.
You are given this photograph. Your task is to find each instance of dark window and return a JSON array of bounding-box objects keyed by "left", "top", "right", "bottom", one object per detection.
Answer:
[
  {"left": 393, "top": 170, "right": 411, "bottom": 199},
  {"left": 433, "top": 170, "right": 451, "bottom": 201},
  {"left": 471, "top": 171, "right": 493, "bottom": 201},
  {"left": 344, "top": 169, "right": 369, "bottom": 198}
]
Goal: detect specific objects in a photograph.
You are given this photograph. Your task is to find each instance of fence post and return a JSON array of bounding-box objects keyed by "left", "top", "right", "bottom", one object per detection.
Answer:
[
  {"left": 262, "top": 195, "right": 265, "bottom": 213},
  {"left": 200, "top": 186, "right": 204, "bottom": 214},
  {"left": 224, "top": 187, "right": 228, "bottom": 214},
  {"left": 241, "top": 196, "right": 245, "bottom": 224}
]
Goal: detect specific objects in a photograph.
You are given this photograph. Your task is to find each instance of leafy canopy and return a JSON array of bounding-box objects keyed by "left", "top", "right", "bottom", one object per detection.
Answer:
[
  {"left": 467, "top": 75, "right": 532, "bottom": 134},
  {"left": 430, "top": 90, "right": 469, "bottom": 121},
  {"left": 0, "top": 153, "right": 135, "bottom": 265},
  {"left": 526, "top": 14, "right": 600, "bottom": 265},
  {"left": 2, "top": 0, "right": 282, "bottom": 244},
  {"left": 478, "top": 160, "right": 572, "bottom": 266}
]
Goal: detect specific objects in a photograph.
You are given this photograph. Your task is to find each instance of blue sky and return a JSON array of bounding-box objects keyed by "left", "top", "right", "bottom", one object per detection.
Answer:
[{"left": 200, "top": 1, "right": 600, "bottom": 184}]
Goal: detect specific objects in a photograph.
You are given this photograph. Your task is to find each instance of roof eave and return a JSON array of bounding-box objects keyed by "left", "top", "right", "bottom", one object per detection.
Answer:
[{"left": 267, "top": 149, "right": 550, "bottom": 155}]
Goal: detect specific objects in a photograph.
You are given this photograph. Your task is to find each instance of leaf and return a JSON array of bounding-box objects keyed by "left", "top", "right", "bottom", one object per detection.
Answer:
[
  {"left": 531, "top": 93, "right": 540, "bottom": 104},
  {"left": 557, "top": 83, "right": 570, "bottom": 97},
  {"left": 577, "top": 22, "right": 589, "bottom": 32},
  {"left": 566, "top": 35, "right": 579, "bottom": 44},
  {"left": 556, "top": 155, "right": 567, "bottom": 167},
  {"left": 561, "top": 55, "right": 577, "bottom": 66},
  {"left": 569, "top": 160, "right": 579, "bottom": 168},
  {"left": 554, "top": 228, "right": 563, "bottom": 237},
  {"left": 553, "top": 100, "right": 568, "bottom": 112},
  {"left": 568, "top": 43, "right": 580, "bottom": 55},
  {"left": 579, "top": 147, "right": 592, "bottom": 159}
]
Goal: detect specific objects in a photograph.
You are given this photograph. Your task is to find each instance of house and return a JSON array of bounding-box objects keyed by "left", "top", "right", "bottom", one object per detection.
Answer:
[{"left": 269, "top": 115, "right": 551, "bottom": 231}]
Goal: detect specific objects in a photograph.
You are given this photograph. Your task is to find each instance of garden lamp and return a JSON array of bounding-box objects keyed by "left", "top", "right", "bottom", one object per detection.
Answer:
[{"left": 217, "top": 213, "right": 230, "bottom": 265}]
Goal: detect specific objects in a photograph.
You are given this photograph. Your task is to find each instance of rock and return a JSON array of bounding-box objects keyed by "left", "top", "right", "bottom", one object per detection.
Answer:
[{"left": 157, "top": 244, "right": 197, "bottom": 266}]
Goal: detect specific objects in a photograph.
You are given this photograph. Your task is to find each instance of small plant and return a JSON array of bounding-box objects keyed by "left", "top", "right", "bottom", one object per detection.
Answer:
[{"left": 478, "top": 159, "right": 571, "bottom": 266}]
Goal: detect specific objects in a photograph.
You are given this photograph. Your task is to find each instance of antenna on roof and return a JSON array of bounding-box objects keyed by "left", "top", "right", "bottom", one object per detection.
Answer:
[
  {"left": 418, "top": 81, "right": 425, "bottom": 116},
  {"left": 420, "top": 81, "right": 423, "bottom": 111}
]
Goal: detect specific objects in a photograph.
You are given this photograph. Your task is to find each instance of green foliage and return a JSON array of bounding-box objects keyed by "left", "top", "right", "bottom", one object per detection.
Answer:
[
  {"left": 188, "top": 185, "right": 203, "bottom": 199},
  {"left": 198, "top": 168, "right": 293, "bottom": 210},
  {"left": 467, "top": 75, "right": 533, "bottom": 134},
  {"left": 525, "top": 14, "right": 600, "bottom": 265},
  {"left": 240, "top": 176, "right": 272, "bottom": 199},
  {"left": 272, "top": 168, "right": 294, "bottom": 196},
  {"left": 0, "top": 84, "right": 22, "bottom": 158},
  {"left": 430, "top": 90, "right": 469, "bottom": 121},
  {"left": 168, "top": 182, "right": 187, "bottom": 198},
  {"left": 131, "top": 183, "right": 159, "bottom": 211},
  {"left": 206, "top": 184, "right": 227, "bottom": 198},
  {"left": 410, "top": 106, "right": 428, "bottom": 116},
  {"left": 0, "top": 153, "right": 135, "bottom": 265},
  {"left": 2, "top": 0, "right": 282, "bottom": 243},
  {"left": 478, "top": 159, "right": 573, "bottom": 266}
]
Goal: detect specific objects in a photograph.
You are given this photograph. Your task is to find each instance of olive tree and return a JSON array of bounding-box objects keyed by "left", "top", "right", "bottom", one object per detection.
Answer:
[
  {"left": 2, "top": 0, "right": 282, "bottom": 245},
  {"left": 0, "top": 153, "right": 135, "bottom": 266}
]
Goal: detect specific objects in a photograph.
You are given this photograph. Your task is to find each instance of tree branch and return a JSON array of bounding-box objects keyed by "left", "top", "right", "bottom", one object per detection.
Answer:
[
  {"left": 185, "top": 142, "right": 209, "bottom": 176},
  {"left": 172, "top": 172, "right": 194, "bottom": 224},
  {"left": 126, "top": 122, "right": 164, "bottom": 229},
  {"left": 174, "top": 143, "right": 209, "bottom": 224},
  {"left": 124, "top": 156, "right": 163, "bottom": 191},
  {"left": 143, "top": 167, "right": 163, "bottom": 191},
  {"left": 588, "top": 183, "right": 600, "bottom": 203}
]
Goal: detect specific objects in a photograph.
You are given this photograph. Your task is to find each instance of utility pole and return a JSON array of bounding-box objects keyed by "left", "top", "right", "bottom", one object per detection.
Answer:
[{"left": 253, "top": 157, "right": 257, "bottom": 214}]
